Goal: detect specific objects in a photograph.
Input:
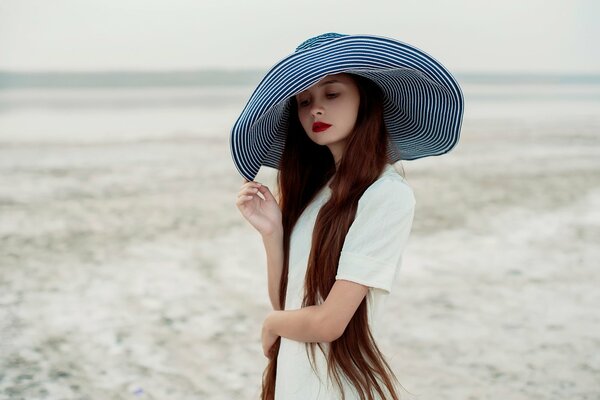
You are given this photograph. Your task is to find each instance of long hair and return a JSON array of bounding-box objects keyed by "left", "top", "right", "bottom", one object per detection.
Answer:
[{"left": 260, "top": 74, "right": 406, "bottom": 399}]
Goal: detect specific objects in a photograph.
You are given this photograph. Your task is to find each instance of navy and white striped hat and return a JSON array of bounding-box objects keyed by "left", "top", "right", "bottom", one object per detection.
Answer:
[{"left": 230, "top": 32, "right": 464, "bottom": 181}]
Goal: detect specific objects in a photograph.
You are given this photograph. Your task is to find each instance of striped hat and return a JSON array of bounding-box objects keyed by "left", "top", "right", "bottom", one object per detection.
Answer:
[{"left": 230, "top": 32, "right": 464, "bottom": 181}]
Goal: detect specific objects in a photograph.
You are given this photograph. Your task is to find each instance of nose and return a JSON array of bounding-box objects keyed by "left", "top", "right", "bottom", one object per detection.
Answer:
[{"left": 310, "top": 100, "right": 324, "bottom": 118}]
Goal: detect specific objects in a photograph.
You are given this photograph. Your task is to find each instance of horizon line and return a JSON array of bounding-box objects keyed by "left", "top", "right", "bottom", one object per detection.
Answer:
[
  {"left": 1, "top": 69, "right": 600, "bottom": 89},
  {"left": 0, "top": 68, "right": 599, "bottom": 76}
]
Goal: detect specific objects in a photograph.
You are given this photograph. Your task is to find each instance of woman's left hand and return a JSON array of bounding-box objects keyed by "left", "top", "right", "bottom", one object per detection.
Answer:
[{"left": 262, "top": 312, "right": 280, "bottom": 358}]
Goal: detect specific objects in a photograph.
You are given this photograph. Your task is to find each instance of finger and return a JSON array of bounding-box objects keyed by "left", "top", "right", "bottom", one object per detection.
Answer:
[
  {"left": 244, "top": 186, "right": 260, "bottom": 195},
  {"left": 257, "top": 185, "right": 275, "bottom": 201},
  {"left": 237, "top": 188, "right": 259, "bottom": 198},
  {"left": 240, "top": 181, "right": 262, "bottom": 191},
  {"left": 237, "top": 183, "right": 259, "bottom": 194},
  {"left": 235, "top": 196, "right": 254, "bottom": 207},
  {"left": 236, "top": 194, "right": 253, "bottom": 203}
]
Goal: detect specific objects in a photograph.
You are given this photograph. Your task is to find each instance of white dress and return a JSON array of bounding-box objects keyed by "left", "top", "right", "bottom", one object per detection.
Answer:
[{"left": 274, "top": 163, "right": 416, "bottom": 400}]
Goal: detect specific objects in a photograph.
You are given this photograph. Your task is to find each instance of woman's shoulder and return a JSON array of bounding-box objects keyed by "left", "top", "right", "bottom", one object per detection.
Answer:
[{"left": 358, "top": 164, "right": 416, "bottom": 208}]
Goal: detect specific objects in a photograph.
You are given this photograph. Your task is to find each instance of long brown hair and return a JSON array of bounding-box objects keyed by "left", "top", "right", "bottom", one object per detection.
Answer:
[{"left": 260, "top": 73, "right": 406, "bottom": 399}]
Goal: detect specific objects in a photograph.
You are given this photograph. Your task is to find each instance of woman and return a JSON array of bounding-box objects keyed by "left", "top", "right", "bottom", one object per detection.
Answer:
[{"left": 231, "top": 32, "right": 463, "bottom": 400}]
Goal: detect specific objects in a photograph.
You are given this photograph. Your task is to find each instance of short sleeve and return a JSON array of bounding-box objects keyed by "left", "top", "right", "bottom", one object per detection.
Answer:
[{"left": 335, "top": 177, "right": 416, "bottom": 294}]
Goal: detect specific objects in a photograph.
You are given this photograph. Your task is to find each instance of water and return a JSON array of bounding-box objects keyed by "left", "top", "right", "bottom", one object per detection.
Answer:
[
  {"left": 0, "top": 72, "right": 598, "bottom": 145},
  {"left": 0, "top": 86, "right": 255, "bottom": 144},
  {"left": 461, "top": 81, "right": 600, "bottom": 119}
]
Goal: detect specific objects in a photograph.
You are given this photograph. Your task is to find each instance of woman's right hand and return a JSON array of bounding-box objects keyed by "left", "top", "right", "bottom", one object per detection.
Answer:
[{"left": 236, "top": 180, "right": 282, "bottom": 237}]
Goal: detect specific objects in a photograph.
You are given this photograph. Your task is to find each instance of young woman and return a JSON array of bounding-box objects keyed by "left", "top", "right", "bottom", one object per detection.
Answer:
[{"left": 231, "top": 32, "right": 463, "bottom": 400}]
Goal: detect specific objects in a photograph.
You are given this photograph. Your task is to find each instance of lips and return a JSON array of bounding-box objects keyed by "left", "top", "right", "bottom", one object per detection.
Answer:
[{"left": 312, "top": 122, "right": 331, "bottom": 132}]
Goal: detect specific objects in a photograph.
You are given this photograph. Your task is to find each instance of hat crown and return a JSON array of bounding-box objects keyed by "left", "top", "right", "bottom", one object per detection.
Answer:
[{"left": 294, "top": 32, "right": 348, "bottom": 53}]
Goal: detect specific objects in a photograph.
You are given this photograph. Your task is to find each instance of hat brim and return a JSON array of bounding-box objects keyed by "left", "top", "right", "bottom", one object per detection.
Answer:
[{"left": 230, "top": 34, "right": 464, "bottom": 181}]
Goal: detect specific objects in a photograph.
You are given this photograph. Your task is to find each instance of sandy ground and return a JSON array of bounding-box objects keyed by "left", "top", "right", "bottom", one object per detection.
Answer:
[{"left": 1, "top": 112, "right": 599, "bottom": 399}]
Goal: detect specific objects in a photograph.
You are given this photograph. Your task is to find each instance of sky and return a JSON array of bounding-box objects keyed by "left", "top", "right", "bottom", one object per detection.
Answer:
[{"left": 0, "top": 0, "right": 598, "bottom": 74}]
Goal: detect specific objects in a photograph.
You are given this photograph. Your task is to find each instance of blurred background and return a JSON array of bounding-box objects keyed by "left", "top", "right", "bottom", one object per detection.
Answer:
[{"left": 1, "top": 1, "right": 599, "bottom": 399}]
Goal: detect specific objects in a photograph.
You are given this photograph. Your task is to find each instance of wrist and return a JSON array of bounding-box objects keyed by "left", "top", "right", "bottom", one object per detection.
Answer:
[
  {"left": 262, "top": 227, "right": 283, "bottom": 241},
  {"left": 265, "top": 310, "right": 279, "bottom": 335}
]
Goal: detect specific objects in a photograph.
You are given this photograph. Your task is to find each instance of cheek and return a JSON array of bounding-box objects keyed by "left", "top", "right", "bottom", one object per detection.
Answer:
[
  {"left": 297, "top": 110, "right": 311, "bottom": 131},
  {"left": 298, "top": 106, "right": 309, "bottom": 119},
  {"left": 351, "top": 100, "right": 360, "bottom": 124},
  {"left": 339, "top": 100, "right": 360, "bottom": 127}
]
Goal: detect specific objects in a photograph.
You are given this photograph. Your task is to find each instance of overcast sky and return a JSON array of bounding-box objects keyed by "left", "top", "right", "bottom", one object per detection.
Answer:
[{"left": 0, "top": 0, "right": 598, "bottom": 73}]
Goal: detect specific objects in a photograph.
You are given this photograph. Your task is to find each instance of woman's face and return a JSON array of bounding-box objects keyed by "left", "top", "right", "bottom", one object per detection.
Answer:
[{"left": 294, "top": 73, "right": 360, "bottom": 164}]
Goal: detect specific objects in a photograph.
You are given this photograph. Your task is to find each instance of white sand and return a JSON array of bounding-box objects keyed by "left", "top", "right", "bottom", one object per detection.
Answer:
[{"left": 0, "top": 106, "right": 599, "bottom": 399}]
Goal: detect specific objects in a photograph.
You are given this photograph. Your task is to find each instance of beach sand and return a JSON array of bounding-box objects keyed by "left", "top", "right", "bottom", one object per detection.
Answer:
[{"left": 1, "top": 102, "right": 599, "bottom": 399}]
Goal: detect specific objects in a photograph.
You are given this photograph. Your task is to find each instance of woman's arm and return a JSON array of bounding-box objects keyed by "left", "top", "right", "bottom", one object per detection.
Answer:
[
  {"left": 262, "top": 230, "right": 284, "bottom": 311},
  {"left": 236, "top": 181, "right": 283, "bottom": 310},
  {"left": 263, "top": 280, "right": 369, "bottom": 343}
]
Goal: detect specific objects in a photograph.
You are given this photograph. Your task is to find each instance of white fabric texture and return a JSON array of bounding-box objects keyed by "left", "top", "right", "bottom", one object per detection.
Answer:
[{"left": 274, "top": 163, "right": 416, "bottom": 400}]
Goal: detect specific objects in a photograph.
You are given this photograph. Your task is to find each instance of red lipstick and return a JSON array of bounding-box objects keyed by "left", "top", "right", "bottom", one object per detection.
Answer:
[{"left": 312, "top": 122, "right": 331, "bottom": 132}]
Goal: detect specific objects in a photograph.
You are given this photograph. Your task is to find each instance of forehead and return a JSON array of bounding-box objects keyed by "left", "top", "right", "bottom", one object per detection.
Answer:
[{"left": 295, "top": 74, "right": 352, "bottom": 96}]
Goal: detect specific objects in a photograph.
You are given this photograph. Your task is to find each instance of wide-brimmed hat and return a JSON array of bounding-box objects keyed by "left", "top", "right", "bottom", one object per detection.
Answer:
[{"left": 230, "top": 32, "right": 464, "bottom": 181}]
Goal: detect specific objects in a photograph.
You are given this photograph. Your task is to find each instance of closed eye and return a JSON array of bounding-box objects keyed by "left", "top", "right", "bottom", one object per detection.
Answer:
[{"left": 298, "top": 93, "right": 339, "bottom": 107}]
